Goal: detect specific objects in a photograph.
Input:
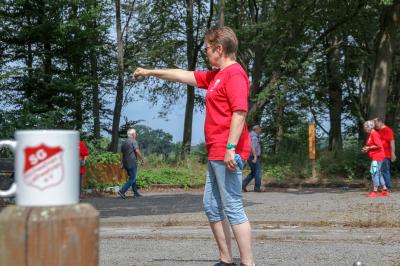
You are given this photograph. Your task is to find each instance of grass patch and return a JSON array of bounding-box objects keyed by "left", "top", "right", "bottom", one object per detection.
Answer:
[{"left": 137, "top": 166, "right": 206, "bottom": 188}]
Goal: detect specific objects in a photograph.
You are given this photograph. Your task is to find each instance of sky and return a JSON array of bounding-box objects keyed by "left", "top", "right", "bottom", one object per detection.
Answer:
[{"left": 122, "top": 99, "right": 206, "bottom": 145}]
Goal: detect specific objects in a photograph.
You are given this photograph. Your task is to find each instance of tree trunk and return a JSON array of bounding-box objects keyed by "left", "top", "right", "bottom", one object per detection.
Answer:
[
  {"left": 326, "top": 34, "right": 343, "bottom": 154},
  {"left": 247, "top": 44, "right": 264, "bottom": 126},
  {"left": 27, "top": 41, "right": 33, "bottom": 79},
  {"left": 180, "top": 0, "right": 196, "bottom": 159},
  {"left": 386, "top": 55, "right": 400, "bottom": 133},
  {"left": 110, "top": 0, "right": 125, "bottom": 152},
  {"left": 71, "top": 3, "right": 83, "bottom": 130},
  {"left": 181, "top": 86, "right": 195, "bottom": 159},
  {"left": 274, "top": 84, "right": 287, "bottom": 154},
  {"left": 90, "top": 50, "right": 100, "bottom": 139},
  {"left": 368, "top": 2, "right": 400, "bottom": 120},
  {"left": 23, "top": 0, "right": 33, "bottom": 79},
  {"left": 43, "top": 43, "right": 52, "bottom": 85},
  {"left": 89, "top": 6, "right": 101, "bottom": 140},
  {"left": 219, "top": 0, "right": 224, "bottom": 27}
]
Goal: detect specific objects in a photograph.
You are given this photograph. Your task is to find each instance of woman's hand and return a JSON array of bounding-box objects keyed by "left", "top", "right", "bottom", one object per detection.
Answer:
[
  {"left": 132, "top": 67, "right": 151, "bottom": 80},
  {"left": 224, "top": 149, "right": 237, "bottom": 171}
]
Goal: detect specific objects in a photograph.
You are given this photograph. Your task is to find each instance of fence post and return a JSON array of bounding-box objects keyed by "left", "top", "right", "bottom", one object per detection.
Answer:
[
  {"left": 0, "top": 203, "right": 99, "bottom": 266},
  {"left": 309, "top": 123, "right": 317, "bottom": 180}
]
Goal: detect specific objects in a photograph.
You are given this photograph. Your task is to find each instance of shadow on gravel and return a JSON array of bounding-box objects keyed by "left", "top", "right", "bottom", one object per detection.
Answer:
[
  {"left": 265, "top": 187, "right": 366, "bottom": 195},
  {"left": 84, "top": 193, "right": 258, "bottom": 218},
  {"left": 152, "top": 258, "right": 241, "bottom": 264}
]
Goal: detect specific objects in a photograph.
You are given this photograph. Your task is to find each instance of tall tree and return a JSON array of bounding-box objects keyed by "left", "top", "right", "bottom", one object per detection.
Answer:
[
  {"left": 326, "top": 33, "right": 343, "bottom": 153},
  {"left": 124, "top": 0, "right": 213, "bottom": 158},
  {"left": 181, "top": 0, "right": 196, "bottom": 159},
  {"left": 0, "top": 0, "right": 113, "bottom": 135},
  {"left": 88, "top": 0, "right": 101, "bottom": 140},
  {"left": 110, "top": 0, "right": 125, "bottom": 152},
  {"left": 368, "top": 1, "right": 400, "bottom": 119}
]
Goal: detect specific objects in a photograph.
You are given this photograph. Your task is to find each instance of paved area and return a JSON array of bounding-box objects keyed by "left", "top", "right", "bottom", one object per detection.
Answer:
[{"left": 83, "top": 188, "right": 400, "bottom": 266}]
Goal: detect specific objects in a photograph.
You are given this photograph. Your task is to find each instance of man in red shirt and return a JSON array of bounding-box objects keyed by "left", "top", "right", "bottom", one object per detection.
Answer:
[
  {"left": 374, "top": 117, "right": 396, "bottom": 191},
  {"left": 132, "top": 26, "right": 254, "bottom": 266}
]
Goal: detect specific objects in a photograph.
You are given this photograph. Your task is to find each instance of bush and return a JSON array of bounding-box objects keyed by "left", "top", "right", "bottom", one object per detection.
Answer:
[
  {"left": 263, "top": 147, "right": 311, "bottom": 180},
  {"left": 317, "top": 145, "right": 370, "bottom": 179},
  {"left": 261, "top": 137, "right": 371, "bottom": 181},
  {"left": 85, "top": 138, "right": 120, "bottom": 165}
]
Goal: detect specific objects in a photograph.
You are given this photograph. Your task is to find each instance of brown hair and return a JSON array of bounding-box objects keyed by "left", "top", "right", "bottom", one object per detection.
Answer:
[
  {"left": 374, "top": 116, "right": 385, "bottom": 123},
  {"left": 204, "top": 26, "right": 238, "bottom": 59}
]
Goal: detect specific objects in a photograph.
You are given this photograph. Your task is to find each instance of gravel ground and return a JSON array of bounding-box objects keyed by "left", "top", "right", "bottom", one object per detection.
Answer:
[{"left": 82, "top": 189, "right": 400, "bottom": 266}]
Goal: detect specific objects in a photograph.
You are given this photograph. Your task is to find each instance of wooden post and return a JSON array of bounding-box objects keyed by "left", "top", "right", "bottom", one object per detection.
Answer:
[
  {"left": 0, "top": 203, "right": 99, "bottom": 266},
  {"left": 308, "top": 123, "right": 317, "bottom": 180}
]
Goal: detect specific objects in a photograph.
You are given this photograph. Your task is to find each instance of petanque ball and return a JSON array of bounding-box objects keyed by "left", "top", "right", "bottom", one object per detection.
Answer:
[
  {"left": 353, "top": 261, "right": 364, "bottom": 266},
  {"left": 134, "top": 75, "right": 145, "bottom": 82}
]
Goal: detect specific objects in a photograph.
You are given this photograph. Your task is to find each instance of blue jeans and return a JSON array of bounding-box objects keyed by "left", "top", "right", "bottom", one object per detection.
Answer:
[
  {"left": 121, "top": 164, "right": 139, "bottom": 195},
  {"left": 203, "top": 160, "right": 248, "bottom": 225},
  {"left": 381, "top": 158, "right": 391, "bottom": 189},
  {"left": 370, "top": 160, "right": 385, "bottom": 187},
  {"left": 242, "top": 155, "right": 261, "bottom": 190}
]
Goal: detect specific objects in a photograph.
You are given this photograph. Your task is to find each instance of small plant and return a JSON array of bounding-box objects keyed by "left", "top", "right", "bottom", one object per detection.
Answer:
[{"left": 85, "top": 177, "right": 99, "bottom": 189}]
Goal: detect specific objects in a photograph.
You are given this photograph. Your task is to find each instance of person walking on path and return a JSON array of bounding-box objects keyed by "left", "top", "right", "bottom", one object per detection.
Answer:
[
  {"left": 374, "top": 117, "right": 396, "bottom": 192},
  {"left": 118, "top": 128, "right": 145, "bottom": 199},
  {"left": 79, "top": 140, "right": 89, "bottom": 196},
  {"left": 242, "top": 125, "right": 262, "bottom": 192},
  {"left": 362, "top": 120, "right": 389, "bottom": 197},
  {"left": 133, "top": 26, "right": 255, "bottom": 266}
]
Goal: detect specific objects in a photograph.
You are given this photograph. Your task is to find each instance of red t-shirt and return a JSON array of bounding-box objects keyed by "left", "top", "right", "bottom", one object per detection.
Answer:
[
  {"left": 79, "top": 141, "right": 89, "bottom": 174},
  {"left": 194, "top": 63, "right": 251, "bottom": 160},
  {"left": 377, "top": 126, "right": 394, "bottom": 158},
  {"left": 366, "top": 130, "right": 385, "bottom": 161}
]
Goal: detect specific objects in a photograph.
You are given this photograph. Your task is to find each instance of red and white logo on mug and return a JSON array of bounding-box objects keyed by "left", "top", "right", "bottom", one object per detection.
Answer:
[{"left": 23, "top": 144, "right": 64, "bottom": 191}]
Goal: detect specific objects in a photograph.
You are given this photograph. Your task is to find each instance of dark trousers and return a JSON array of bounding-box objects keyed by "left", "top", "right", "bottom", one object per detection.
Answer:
[
  {"left": 381, "top": 158, "right": 391, "bottom": 189},
  {"left": 242, "top": 155, "right": 261, "bottom": 190},
  {"left": 121, "top": 164, "right": 139, "bottom": 195}
]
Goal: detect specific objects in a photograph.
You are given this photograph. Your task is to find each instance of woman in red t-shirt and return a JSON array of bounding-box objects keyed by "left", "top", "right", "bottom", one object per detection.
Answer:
[
  {"left": 362, "top": 120, "right": 389, "bottom": 197},
  {"left": 132, "top": 27, "right": 254, "bottom": 266},
  {"left": 79, "top": 140, "right": 89, "bottom": 195}
]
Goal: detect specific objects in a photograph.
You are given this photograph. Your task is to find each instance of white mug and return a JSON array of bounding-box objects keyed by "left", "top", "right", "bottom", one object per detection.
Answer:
[{"left": 0, "top": 130, "right": 80, "bottom": 206}]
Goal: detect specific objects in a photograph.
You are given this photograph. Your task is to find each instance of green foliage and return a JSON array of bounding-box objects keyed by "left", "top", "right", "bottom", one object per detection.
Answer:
[
  {"left": 134, "top": 124, "right": 174, "bottom": 156},
  {"left": 85, "top": 137, "right": 120, "bottom": 165},
  {"left": 263, "top": 132, "right": 371, "bottom": 181},
  {"left": 0, "top": 105, "right": 73, "bottom": 139},
  {"left": 137, "top": 167, "right": 205, "bottom": 188},
  {"left": 85, "top": 177, "right": 100, "bottom": 189},
  {"left": 381, "top": 0, "right": 393, "bottom": 5},
  {"left": 317, "top": 145, "right": 370, "bottom": 180},
  {"left": 86, "top": 152, "right": 120, "bottom": 165},
  {"left": 263, "top": 165, "right": 297, "bottom": 181},
  {"left": 263, "top": 152, "right": 312, "bottom": 181},
  {"left": 0, "top": 0, "right": 114, "bottom": 131},
  {"left": 191, "top": 142, "right": 208, "bottom": 164}
]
